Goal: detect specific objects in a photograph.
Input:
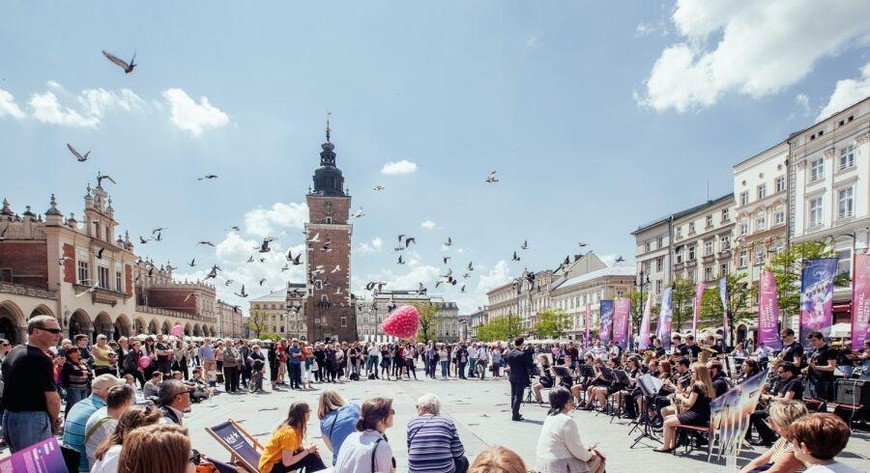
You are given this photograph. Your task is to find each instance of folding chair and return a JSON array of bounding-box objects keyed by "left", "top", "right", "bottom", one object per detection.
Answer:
[{"left": 206, "top": 419, "right": 265, "bottom": 473}]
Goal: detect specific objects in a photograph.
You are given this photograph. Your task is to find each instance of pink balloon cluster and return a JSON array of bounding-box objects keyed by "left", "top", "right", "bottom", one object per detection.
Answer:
[
  {"left": 171, "top": 324, "right": 184, "bottom": 337},
  {"left": 381, "top": 305, "right": 420, "bottom": 339}
]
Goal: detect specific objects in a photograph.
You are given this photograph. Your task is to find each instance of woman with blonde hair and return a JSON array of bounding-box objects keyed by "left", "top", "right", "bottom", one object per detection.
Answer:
[
  {"left": 469, "top": 446, "right": 527, "bottom": 473},
  {"left": 655, "top": 363, "right": 715, "bottom": 453},
  {"left": 739, "top": 400, "right": 808, "bottom": 473},
  {"left": 258, "top": 401, "right": 326, "bottom": 473},
  {"left": 318, "top": 390, "right": 361, "bottom": 465},
  {"left": 91, "top": 406, "right": 163, "bottom": 473},
  {"left": 117, "top": 423, "right": 194, "bottom": 473}
]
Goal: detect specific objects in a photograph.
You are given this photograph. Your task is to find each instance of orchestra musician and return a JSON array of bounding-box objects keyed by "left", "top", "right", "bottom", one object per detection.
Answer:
[
  {"left": 579, "top": 358, "right": 611, "bottom": 411},
  {"left": 532, "top": 354, "right": 556, "bottom": 404},
  {"left": 802, "top": 331, "right": 837, "bottom": 409},
  {"left": 651, "top": 359, "right": 690, "bottom": 426},
  {"left": 733, "top": 359, "right": 761, "bottom": 385},
  {"left": 570, "top": 354, "right": 596, "bottom": 405},
  {"left": 778, "top": 328, "right": 804, "bottom": 367},
  {"left": 654, "top": 363, "right": 716, "bottom": 453},
  {"left": 708, "top": 360, "right": 731, "bottom": 397},
  {"left": 747, "top": 362, "right": 803, "bottom": 446},
  {"left": 616, "top": 356, "right": 642, "bottom": 419}
]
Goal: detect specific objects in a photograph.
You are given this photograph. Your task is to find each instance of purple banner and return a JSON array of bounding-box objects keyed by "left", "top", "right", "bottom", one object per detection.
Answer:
[
  {"left": 599, "top": 300, "right": 614, "bottom": 342},
  {"left": 585, "top": 303, "right": 591, "bottom": 349},
  {"left": 853, "top": 251, "right": 870, "bottom": 348},
  {"left": 692, "top": 281, "right": 706, "bottom": 337},
  {"left": 0, "top": 437, "right": 68, "bottom": 473},
  {"left": 800, "top": 258, "right": 839, "bottom": 346},
  {"left": 613, "top": 298, "right": 630, "bottom": 348},
  {"left": 758, "top": 271, "right": 782, "bottom": 350},
  {"left": 657, "top": 287, "right": 673, "bottom": 350},
  {"left": 719, "top": 277, "right": 729, "bottom": 345},
  {"left": 639, "top": 293, "right": 653, "bottom": 350}
]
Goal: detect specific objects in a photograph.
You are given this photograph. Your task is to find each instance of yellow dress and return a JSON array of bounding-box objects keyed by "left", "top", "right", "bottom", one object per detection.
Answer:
[{"left": 258, "top": 426, "right": 301, "bottom": 473}]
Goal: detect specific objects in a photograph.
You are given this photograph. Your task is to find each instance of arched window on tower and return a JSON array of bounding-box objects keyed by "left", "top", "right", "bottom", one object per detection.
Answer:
[{"left": 324, "top": 217, "right": 333, "bottom": 224}]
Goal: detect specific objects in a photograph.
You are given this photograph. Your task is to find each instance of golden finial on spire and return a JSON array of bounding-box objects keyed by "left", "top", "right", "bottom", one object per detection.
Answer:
[{"left": 325, "top": 110, "right": 332, "bottom": 143}]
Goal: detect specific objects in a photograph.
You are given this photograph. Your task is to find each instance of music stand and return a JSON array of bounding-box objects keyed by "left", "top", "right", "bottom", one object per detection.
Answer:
[
  {"left": 578, "top": 364, "right": 595, "bottom": 379},
  {"left": 614, "top": 369, "right": 631, "bottom": 385},
  {"left": 629, "top": 374, "right": 662, "bottom": 448},
  {"left": 599, "top": 367, "right": 615, "bottom": 382},
  {"left": 553, "top": 366, "right": 573, "bottom": 388}
]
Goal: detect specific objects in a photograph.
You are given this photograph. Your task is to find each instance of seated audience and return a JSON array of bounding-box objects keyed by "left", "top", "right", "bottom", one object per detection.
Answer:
[
  {"left": 85, "top": 384, "right": 136, "bottom": 469},
  {"left": 143, "top": 371, "right": 163, "bottom": 399},
  {"left": 789, "top": 413, "right": 860, "bottom": 473},
  {"left": 63, "top": 374, "right": 124, "bottom": 472},
  {"left": 536, "top": 387, "right": 605, "bottom": 473},
  {"left": 117, "top": 423, "right": 193, "bottom": 473},
  {"left": 333, "top": 397, "right": 396, "bottom": 473},
  {"left": 739, "top": 401, "right": 808, "bottom": 473},
  {"left": 470, "top": 445, "right": 527, "bottom": 473},
  {"left": 91, "top": 406, "right": 163, "bottom": 473},
  {"left": 408, "top": 393, "right": 467, "bottom": 473},
  {"left": 318, "top": 390, "right": 361, "bottom": 465},
  {"left": 258, "top": 401, "right": 326, "bottom": 473},
  {"left": 157, "top": 379, "right": 192, "bottom": 425}
]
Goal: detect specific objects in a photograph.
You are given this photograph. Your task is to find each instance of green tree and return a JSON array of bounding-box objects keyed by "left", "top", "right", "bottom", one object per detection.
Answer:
[
  {"left": 477, "top": 315, "right": 523, "bottom": 342},
  {"left": 414, "top": 302, "right": 444, "bottom": 343},
  {"left": 766, "top": 240, "right": 849, "bottom": 321},
  {"left": 533, "top": 308, "right": 571, "bottom": 339},
  {"left": 670, "top": 277, "right": 695, "bottom": 332},
  {"left": 245, "top": 310, "right": 268, "bottom": 338},
  {"left": 259, "top": 333, "right": 282, "bottom": 342},
  {"left": 697, "top": 272, "right": 752, "bottom": 340}
]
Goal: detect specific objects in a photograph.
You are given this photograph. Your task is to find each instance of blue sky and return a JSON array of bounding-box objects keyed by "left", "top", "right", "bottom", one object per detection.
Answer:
[{"left": 2, "top": 1, "right": 869, "bottom": 314}]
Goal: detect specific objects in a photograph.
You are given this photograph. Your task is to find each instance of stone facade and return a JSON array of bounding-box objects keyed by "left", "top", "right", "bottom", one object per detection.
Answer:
[
  {"left": 356, "top": 291, "right": 461, "bottom": 343},
  {"left": 249, "top": 284, "right": 307, "bottom": 339}
]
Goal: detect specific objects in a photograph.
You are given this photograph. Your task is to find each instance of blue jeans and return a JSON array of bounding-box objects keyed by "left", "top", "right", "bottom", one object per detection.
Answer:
[
  {"left": 440, "top": 360, "right": 449, "bottom": 378},
  {"left": 65, "top": 387, "right": 88, "bottom": 417},
  {"left": 2, "top": 411, "right": 52, "bottom": 453},
  {"left": 468, "top": 360, "right": 477, "bottom": 378}
]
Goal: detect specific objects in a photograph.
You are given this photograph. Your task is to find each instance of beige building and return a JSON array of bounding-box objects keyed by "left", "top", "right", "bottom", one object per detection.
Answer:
[
  {"left": 248, "top": 283, "right": 308, "bottom": 339},
  {"left": 672, "top": 194, "right": 735, "bottom": 285},
  {"left": 216, "top": 299, "right": 244, "bottom": 338},
  {"left": 550, "top": 265, "right": 635, "bottom": 339},
  {"left": 356, "top": 291, "right": 462, "bottom": 342}
]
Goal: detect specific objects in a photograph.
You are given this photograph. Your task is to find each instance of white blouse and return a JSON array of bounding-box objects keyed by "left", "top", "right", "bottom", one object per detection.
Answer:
[{"left": 536, "top": 413, "right": 594, "bottom": 473}]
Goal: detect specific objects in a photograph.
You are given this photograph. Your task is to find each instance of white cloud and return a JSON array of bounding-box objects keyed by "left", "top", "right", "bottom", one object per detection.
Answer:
[
  {"left": 244, "top": 202, "right": 308, "bottom": 238},
  {"left": 81, "top": 88, "right": 145, "bottom": 117},
  {"left": 526, "top": 35, "right": 539, "bottom": 48},
  {"left": 162, "top": 88, "right": 230, "bottom": 136},
  {"left": 476, "top": 260, "right": 513, "bottom": 294},
  {"left": 795, "top": 93, "right": 811, "bottom": 117},
  {"left": 639, "top": 1, "right": 870, "bottom": 113},
  {"left": 357, "top": 237, "right": 384, "bottom": 254},
  {"left": 420, "top": 220, "right": 437, "bottom": 230},
  {"left": 380, "top": 159, "right": 418, "bottom": 175},
  {"left": 817, "top": 62, "right": 870, "bottom": 121},
  {"left": 29, "top": 91, "right": 99, "bottom": 128},
  {"left": 0, "top": 89, "right": 25, "bottom": 120}
]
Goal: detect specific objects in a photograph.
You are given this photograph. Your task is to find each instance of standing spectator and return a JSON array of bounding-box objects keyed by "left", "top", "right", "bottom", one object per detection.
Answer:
[
  {"left": 116, "top": 423, "right": 192, "bottom": 473},
  {"left": 490, "top": 345, "right": 503, "bottom": 378},
  {"left": 61, "top": 347, "right": 93, "bottom": 417},
  {"left": 405, "top": 343, "right": 418, "bottom": 380},
  {"left": 0, "top": 338, "right": 11, "bottom": 364},
  {"left": 536, "top": 387, "right": 605, "bottom": 473},
  {"left": 467, "top": 343, "right": 478, "bottom": 379},
  {"left": 90, "top": 406, "right": 163, "bottom": 473},
  {"left": 438, "top": 344, "right": 450, "bottom": 379},
  {"left": 248, "top": 344, "right": 266, "bottom": 393},
  {"left": 222, "top": 340, "right": 242, "bottom": 393},
  {"left": 367, "top": 343, "right": 380, "bottom": 378},
  {"left": 457, "top": 343, "right": 468, "bottom": 379},
  {"left": 332, "top": 397, "right": 396, "bottom": 473},
  {"left": 268, "top": 343, "right": 280, "bottom": 389},
  {"left": 1, "top": 315, "right": 63, "bottom": 453},
  {"left": 288, "top": 339, "right": 303, "bottom": 389},
  {"left": 154, "top": 334, "right": 173, "bottom": 375},
  {"left": 142, "top": 337, "right": 158, "bottom": 379},
  {"left": 238, "top": 339, "right": 252, "bottom": 389},
  {"left": 115, "top": 337, "right": 129, "bottom": 377},
  {"left": 276, "top": 339, "right": 288, "bottom": 385},
  {"left": 92, "top": 334, "right": 117, "bottom": 377},
  {"left": 63, "top": 374, "right": 124, "bottom": 472},
  {"left": 85, "top": 384, "right": 136, "bottom": 469},
  {"left": 198, "top": 338, "right": 216, "bottom": 384},
  {"left": 477, "top": 345, "right": 490, "bottom": 380},
  {"left": 504, "top": 338, "right": 533, "bottom": 422},
  {"left": 325, "top": 343, "right": 338, "bottom": 382},
  {"left": 318, "top": 391, "right": 361, "bottom": 465},
  {"left": 172, "top": 340, "right": 189, "bottom": 381},
  {"left": 407, "top": 393, "right": 468, "bottom": 473},
  {"left": 74, "top": 334, "right": 94, "bottom": 366},
  {"left": 122, "top": 339, "right": 145, "bottom": 388},
  {"left": 301, "top": 341, "right": 314, "bottom": 389},
  {"left": 789, "top": 413, "right": 861, "bottom": 473},
  {"left": 258, "top": 401, "right": 327, "bottom": 473}
]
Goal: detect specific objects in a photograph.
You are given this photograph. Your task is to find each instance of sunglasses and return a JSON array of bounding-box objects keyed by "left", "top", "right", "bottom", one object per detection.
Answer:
[{"left": 37, "top": 327, "right": 63, "bottom": 334}]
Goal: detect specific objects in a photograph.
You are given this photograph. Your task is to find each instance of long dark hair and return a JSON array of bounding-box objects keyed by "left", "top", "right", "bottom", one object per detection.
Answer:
[
  {"left": 280, "top": 401, "right": 310, "bottom": 439},
  {"left": 547, "top": 387, "right": 572, "bottom": 416}
]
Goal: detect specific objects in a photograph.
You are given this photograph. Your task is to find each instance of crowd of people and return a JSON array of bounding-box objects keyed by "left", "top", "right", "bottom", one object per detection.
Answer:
[{"left": 0, "top": 315, "right": 866, "bottom": 473}]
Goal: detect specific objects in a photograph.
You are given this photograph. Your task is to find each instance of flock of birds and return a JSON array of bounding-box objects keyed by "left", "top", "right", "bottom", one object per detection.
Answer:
[{"left": 51, "top": 49, "right": 634, "bottom": 315}]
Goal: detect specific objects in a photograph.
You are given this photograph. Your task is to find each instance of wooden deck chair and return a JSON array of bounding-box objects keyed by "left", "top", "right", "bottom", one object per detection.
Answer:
[{"left": 206, "top": 419, "right": 265, "bottom": 473}]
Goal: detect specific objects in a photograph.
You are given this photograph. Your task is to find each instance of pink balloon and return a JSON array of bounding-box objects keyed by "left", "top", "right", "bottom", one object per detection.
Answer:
[
  {"left": 138, "top": 355, "right": 151, "bottom": 369},
  {"left": 382, "top": 306, "right": 420, "bottom": 339},
  {"left": 171, "top": 325, "right": 184, "bottom": 337}
]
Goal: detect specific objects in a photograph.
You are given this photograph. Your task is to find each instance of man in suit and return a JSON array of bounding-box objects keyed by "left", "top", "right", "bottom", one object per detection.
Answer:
[{"left": 504, "top": 337, "right": 533, "bottom": 421}]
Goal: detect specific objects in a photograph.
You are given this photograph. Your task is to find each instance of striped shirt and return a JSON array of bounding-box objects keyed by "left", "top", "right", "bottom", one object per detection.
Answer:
[{"left": 406, "top": 414, "right": 464, "bottom": 473}]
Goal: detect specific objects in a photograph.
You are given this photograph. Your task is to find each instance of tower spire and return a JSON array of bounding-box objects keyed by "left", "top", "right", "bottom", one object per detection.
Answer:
[{"left": 325, "top": 110, "right": 332, "bottom": 143}]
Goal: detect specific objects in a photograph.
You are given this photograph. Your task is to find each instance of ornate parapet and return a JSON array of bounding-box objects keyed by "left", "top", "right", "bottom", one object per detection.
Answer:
[
  {"left": 136, "top": 305, "right": 217, "bottom": 324},
  {"left": 0, "top": 282, "right": 58, "bottom": 299}
]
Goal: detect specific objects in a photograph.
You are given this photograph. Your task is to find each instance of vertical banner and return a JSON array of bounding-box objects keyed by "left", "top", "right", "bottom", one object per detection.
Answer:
[
  {"left": 758, "top": 271, "right": 782, "bottom": 350},
  {"left": 852, "top": 251, "right": 870, "bottom": 348},
  {"left": 599, "top": 300, "right": 614, "bottom": 343},
  {"left": 710, "top": 370, "right": 767, "bottom": 470},
  {"left": 800, "top": 258, "right": 839, "bottom": 346},
  {"left": 612, "top": 297, "right": 630, "bottom": 348},
  {"left": 0, "top": 437, "right": 67, "bottom": 473},
  {"left": 692, "top": 281, "right": 707, "bottom": 337},
  {"left": 639, "top": 293, "right": 653, "bottom": 350},
  {"left": 719, "top": 278, "right": 729, "bottom": 346},
  {"left": 584, "top": 303, "right": 591, "bottom": 349},
  {"left": 657, "top": 287, "right": 673, "bottom": 350}
]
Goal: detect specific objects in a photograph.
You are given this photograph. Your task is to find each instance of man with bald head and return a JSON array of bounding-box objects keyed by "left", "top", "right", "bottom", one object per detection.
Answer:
[{"left": 1, "top": 315, "right": 63, "bottom": 453}]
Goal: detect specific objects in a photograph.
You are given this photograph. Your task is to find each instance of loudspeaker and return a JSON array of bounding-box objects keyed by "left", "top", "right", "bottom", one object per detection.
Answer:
[{"left": 833, "top": 379, "right": 869, "bottom": 406}]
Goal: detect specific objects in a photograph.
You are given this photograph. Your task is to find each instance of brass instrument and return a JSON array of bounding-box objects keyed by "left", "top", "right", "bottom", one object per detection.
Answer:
[
  {"left": 642, "top": 350, "right": 657, "bottom": 365},
  {"left": 667, "top": 381, "right": 690, "bottom": 414},
  {"left": 756, "top": 384, "right": 771, "bottom": 410}
]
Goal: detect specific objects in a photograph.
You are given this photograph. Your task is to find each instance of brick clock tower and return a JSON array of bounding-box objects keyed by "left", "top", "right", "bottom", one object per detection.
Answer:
[{"left": 304, "top": 126, "right": 357, "bottom": 342}]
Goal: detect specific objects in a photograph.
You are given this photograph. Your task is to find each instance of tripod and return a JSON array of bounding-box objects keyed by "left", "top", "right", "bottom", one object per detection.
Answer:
[{"left": 629, "top": 395, "right": 661, "bottom": 448}]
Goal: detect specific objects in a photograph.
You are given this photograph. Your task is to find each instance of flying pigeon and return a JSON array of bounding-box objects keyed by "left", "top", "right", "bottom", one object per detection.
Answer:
[
  {"left": 397, "top": 234, "right": 406, "bottom": 242},
  {"left": 308, "top": 233, "right": 321, "bottom": 243},
  {"left": 443, "top": 257, "right": 451, "bottom": 264},
  {"left": 96, "top": 247, "right": 104, "bottom": 259},
  {"left": 198, "top": 175, "right": 218, "bottom": 181},
  {"left": 397, "top": 255, "right": 405, "bottom": 265},
  {"left": 225, "top": 226, "right": 240, "bottom": 232},
  {"left": 512, "top": 251, "right": 520, "bottom": 262},
  {"left": 444, "top": 237, "right": 452, "bottom": 246},
  {"left": 224, "top": 280, "right": 234, "bottom": 286},
  {"left": 485, "top": 171, "right": 499, "bottom": 183},
  {"left": 404, "top": 237, "right": 416, "bottom": 248},
  {"left": 75, "top": 281, "right": 100, "bottom": 297},
  {"left": 351, "top": 207, "right": 365, "bottom": 218},
  {"left": 373, "top": 185, "right": 385, "bottom": 191},
  {"left": 521, "top": 240, "right": 528, "bottom": 250},
  {"left": 153, "top": 232, "right": 162, "bottom": 241},
  {"left": 139, "top": 236, "right": 149, "bottom": 244},
  {"left": 183, "top": 293, "right": 195, "bottom": 302},
  {"left": 235, "top": 285, "right": 248, "bottom": 298},
  {"left": 615, "top": 255, "right": 625, "bottom": 263},
  {"left": 393, "top": 246, "right": 404, "bottom": 252},
  {"left": 246, "top": 254, "right": 254, "bottom": 263},
  {"left": 152, "top": 227, "right": 166, "bottom": 234},
  {"left": 66, "top": 144, "right": 90, "bottom": 162},
  {"left": 258, "top": 238, "right": 272, "bottom": 253},
  {"left": 58, "top": 256, "right": 73, "bottom": 266},
  {"left": 331, "top": 265, "right": 341, "bottom": 273},
  {"left": 467, "top": 261, "right": 474, "bottom": 271},
  {"left": 259, "top": 278, "right": 267, "bottom": 286},
  {"left": 102, "top": 50, "right": 137, "bottom": 74},
  {"left": 188, "top": 258, "right": 196, "bottom": 267},
  {"left": 198, "top": 241, "right": 215, "bottom": 247}
]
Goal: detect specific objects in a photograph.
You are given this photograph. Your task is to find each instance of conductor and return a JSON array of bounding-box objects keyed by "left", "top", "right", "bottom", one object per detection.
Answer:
[{"left": 504, "top": 337, "right": 534, "bottom": 421}]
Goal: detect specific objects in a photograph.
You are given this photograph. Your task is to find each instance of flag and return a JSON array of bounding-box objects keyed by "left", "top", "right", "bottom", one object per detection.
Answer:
[
  {"left": 719, "top": 277, "right": 728, "bottom": 345},
  {"left": 584, "top": 303, "right": 591, "bottom": 349},
  {"left": 613, "top": 297, "right": 630, "bottom": 348},
  {"left": 639, "top": 293, "right": 653, "bottom": 350},
  {"left": 692, "top": 281, "right": 706, "bottom": 337},
  {"left": 599, "top": 300, "right": 614, "bottom": 342},
  {"left": 799, "top": 258, "right": 839, "bottom": 346},
  {"left": 852, "top": 251, "right": 870, "bottom": 348},
  {"left": 758, "top": 270, "right": 782, "bottom": 350},
  {"left": 657, "top": 287, "right": 673, "bottom": 350}
]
